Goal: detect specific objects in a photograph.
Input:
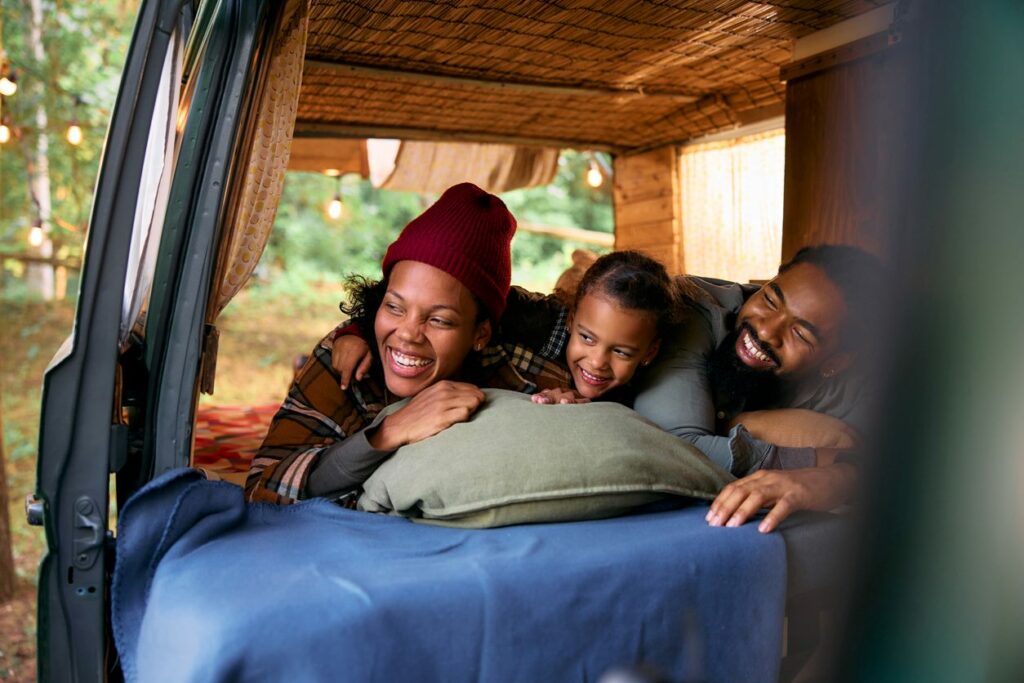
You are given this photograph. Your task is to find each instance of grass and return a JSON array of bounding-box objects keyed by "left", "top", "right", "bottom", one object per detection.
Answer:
[{"left": 0, "top": 281, "right": 349, "bottom": 682}]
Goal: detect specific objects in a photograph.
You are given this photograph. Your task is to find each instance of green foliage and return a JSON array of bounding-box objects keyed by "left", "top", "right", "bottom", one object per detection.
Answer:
[
  {"left": 252, "top": 151, "right": 612, "bottom": 299},
  {"left": 0, "top": 0, "right": 132, "bottom": 259},
  {"left": 260, "top": 172, "right": 425, "bottom": 284}
]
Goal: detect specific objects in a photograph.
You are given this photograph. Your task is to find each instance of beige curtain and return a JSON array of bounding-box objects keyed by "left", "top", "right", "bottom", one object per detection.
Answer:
[
  {"left": 679, "top": 129, "right": 785, "bottom": 282},
  {"left": 210, "top": 0, "right": 309, "bottom": 317},
  {"left": 377, "top": 141, "right": 560, "bottom": 195}
]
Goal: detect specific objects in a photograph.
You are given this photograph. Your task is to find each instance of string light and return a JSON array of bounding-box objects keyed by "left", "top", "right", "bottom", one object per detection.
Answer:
[
  {"left": 28, "top": 222, "right": 44, "bottom": 247},
  {"left": 326, "top": 173, "right": 344, "bottom": 220},
  {"left": 0, "top": 68, "right": 15, "bottom": 97},
  {"left": 327, "top": 193, "right": 344, "bottom": 220},
  {"left": 586, "top": 157, "right": 603, "bottom": 188},
  {"left": 0, "top": 93, "right": 9, "bottom": 143},
  {"left": 66, "top": 95, "right": 83, "bottom": 145},
  {"left": 0, "top": 42, "right": 16, "bottom": 96},
  {"left": 66, "top": 121, "right": 82, "bottom": 145}
]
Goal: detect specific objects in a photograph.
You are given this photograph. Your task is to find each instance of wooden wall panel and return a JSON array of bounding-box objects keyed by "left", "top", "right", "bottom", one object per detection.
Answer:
[
  {"left": 782, "top": 45, "right": 911, "bottom": 261},
  {"left": 612, "top": 146, "right": 682, "bottom": 274}
]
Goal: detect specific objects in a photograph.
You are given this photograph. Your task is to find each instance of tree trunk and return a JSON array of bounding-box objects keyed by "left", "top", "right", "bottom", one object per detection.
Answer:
[
  {"left": 26, "top": 0, "right": 55, "bottom": 301},
  {"left": 0, "top": 395, "right": 17, "bottom": 602}
]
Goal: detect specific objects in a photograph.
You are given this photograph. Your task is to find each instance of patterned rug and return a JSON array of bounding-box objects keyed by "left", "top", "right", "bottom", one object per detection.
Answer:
[{"left": 193, "top": 403, "right": 279, "bottom": 485}]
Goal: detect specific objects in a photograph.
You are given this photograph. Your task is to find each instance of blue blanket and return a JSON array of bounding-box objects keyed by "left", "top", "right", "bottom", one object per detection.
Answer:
[{"left": 113, "top": 469, "right": 787, "bottom": 682}]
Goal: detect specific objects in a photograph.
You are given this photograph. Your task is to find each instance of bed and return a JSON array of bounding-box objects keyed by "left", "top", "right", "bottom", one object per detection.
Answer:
[{"left": 112, "top": 468, "right": 846, "bottom": 683}]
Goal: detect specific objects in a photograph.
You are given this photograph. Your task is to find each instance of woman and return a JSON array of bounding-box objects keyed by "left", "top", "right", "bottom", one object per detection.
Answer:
[{"left": 245, "top": 183, "right": 523, "bottom": 505}]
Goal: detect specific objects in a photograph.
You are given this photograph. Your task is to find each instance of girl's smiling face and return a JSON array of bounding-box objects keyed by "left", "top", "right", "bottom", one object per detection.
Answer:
[
  {"left": 374, "top": 260, "right": 491, "bottom": 398},
  {"left": 565, "top": 292, "right": 660, "bottom": 400}
]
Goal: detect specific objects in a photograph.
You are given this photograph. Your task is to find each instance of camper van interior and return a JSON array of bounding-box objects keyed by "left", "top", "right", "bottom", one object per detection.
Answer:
[{"left": 33, "top": 0, "right": 1024, "bottom": 681}]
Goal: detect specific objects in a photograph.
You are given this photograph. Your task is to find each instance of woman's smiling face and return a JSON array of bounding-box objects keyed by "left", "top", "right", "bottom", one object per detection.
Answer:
[{"left": 373, "top": 260, "right": 491, "bottom": 398}]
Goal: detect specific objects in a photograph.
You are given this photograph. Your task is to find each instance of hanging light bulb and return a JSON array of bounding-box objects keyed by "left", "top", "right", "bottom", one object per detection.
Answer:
[
  {"left": 0, "top": 120, "right": 10, "bottom": 144},
  {"left": 327, "top": 193, "right": 344, "bottom": 220},
  {"left": 326, "top": 173, "right": 344, "bottom": 220},
  {"left": 0, "top": 68, "right": 16, "bottom": 97},
  {"left": 28, "top": 222, "right": 44, "bottom": 247},
  {"left": 586, "top": 158, "right": 603, "bottom": 188},
  {"left": 66, "top": 121, "right": 83, "bottom": 146}
]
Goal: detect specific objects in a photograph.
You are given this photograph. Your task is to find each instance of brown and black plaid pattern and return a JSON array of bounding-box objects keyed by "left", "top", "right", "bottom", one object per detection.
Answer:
[{"left": 246, "top": 294, "right": 571, "bottom": 505}]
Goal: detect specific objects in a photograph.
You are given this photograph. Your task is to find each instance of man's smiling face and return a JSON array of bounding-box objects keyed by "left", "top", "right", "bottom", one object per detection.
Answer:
[{"left": 734, "top": 262, "right": 847, "bottom": 381}]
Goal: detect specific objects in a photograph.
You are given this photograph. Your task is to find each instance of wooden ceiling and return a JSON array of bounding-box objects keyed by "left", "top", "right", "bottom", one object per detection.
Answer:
[{"left": 296, "top": 0, "right": 884, "bottom": 153}]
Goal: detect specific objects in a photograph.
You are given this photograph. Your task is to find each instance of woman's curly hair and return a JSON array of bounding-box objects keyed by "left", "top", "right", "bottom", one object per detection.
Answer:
[
  {"left": 338, "top": 272, "right": 489, "bottom": 380},
  {"left": 339, "top": 275, "right": 388, "bottom": 363}
]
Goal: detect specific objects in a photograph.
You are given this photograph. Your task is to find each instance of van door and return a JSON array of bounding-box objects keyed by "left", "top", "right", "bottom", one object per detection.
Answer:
[{"left": 32, "top": 0, "right": 275, "bottom": 678}]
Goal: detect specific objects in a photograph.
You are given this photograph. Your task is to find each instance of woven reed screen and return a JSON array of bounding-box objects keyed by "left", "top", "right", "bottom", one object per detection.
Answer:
[{"left": 297, "top": 0, "right": 876, "bottom": 149}]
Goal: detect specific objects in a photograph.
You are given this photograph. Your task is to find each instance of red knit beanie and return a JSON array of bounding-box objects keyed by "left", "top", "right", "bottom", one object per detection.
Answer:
[{"left": 382, "top": 182, "right": 516, "bottom": 322}]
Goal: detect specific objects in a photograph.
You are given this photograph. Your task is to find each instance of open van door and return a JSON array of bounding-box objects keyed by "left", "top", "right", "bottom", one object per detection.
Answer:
[
  {"left": 31, "top": 1, "right": 192, "bottom": 678},
  {"left": 31, "top": 0, "right": 280, "bottom": 677}
]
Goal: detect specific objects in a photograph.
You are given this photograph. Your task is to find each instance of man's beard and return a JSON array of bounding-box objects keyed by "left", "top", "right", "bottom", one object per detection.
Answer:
[{"left": 709, "top": 323, "right": 782, "bottom": 414}]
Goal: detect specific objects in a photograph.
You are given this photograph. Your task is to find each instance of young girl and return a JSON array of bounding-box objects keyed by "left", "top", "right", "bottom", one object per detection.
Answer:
[{"left": 532, "top": 250, "right": 677, "bottom": 405}]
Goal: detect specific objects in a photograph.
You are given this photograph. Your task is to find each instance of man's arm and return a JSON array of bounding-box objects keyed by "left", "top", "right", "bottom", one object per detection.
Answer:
[
  {"left": 729, "top": 409, "right": 859, "bottom": 450},
  {"left": 632, "top": 316, "right": 776, "bottom": 475}
]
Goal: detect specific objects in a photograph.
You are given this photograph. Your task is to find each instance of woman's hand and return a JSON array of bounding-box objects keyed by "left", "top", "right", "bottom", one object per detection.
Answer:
[
  {"left": 368, "top": 381, "right": 486, "bottom": 450},
  {"left": 331, "top": 334, "right": 373, "bottom": 390},
  {"left": 531, "top": 388, "right": 590, "bottom": 405}
]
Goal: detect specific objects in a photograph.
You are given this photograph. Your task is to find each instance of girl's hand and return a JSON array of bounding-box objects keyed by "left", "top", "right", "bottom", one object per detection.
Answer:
[
  {"left": 368, "top": 381, "right": 486, "bottom": 450},
  {"left": 531, "top": 388, "right": 590, "bottom": 405},
  {"left": 331, "top": 334, "right": 373, "bottom": 390}
]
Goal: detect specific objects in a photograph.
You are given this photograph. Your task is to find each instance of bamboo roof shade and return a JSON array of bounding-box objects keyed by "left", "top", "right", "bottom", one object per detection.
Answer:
[{"left": 296, "top": 0, "right": 886, "bottom": 154}]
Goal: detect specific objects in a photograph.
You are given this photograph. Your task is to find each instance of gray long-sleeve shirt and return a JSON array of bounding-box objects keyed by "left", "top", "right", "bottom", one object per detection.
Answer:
[{"left": 632, "top": 277, "right": 869, "bottom": 476}]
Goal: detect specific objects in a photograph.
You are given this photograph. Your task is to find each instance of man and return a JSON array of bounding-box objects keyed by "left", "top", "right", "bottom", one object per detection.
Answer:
[{"left": 632, "top": 244, "right": 885, "bottom": 532}]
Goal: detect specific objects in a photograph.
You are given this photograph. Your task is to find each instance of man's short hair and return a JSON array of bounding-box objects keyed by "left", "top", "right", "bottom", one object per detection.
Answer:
[{"left": 779, "top": 244, "right": 888, "bottom": 353}]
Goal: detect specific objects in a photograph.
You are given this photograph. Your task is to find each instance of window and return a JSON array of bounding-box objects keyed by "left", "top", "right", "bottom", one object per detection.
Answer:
[{"left": 679, "top": 126, "right": 785, "bottom": 283}]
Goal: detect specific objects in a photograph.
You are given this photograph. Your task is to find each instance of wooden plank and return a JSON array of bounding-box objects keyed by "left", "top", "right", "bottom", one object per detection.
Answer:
[
  {"left": 616, "top": 194, "right": 677, "bottom": 227},
  {"left": 781, "top": 40, "right": 909, "bottom": 260},
  {"left": 617, "top": 244, "right": 680, "bottom": 275},
  {"left": 780, "top": 30, "right": 895, "bottom": 83},
  {"left": 517, "top": 222, "right": 614, "bottom": 248},
  {"left": 613, "top": 147, "right": 677, "bottom": 196},
  {"left": 613, "top": 183, "right": 674, "bottom": 206},
  {"left": 305, "top": 59, "right": 701, "bottom": 102},
  {"left": 614, "top": 219, "right": 678, "bottom": 249}
]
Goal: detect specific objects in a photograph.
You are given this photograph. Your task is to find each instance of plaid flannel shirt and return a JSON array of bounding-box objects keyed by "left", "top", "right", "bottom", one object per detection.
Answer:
[{"left": 245, "top": 287, "right": 570, "bottom": 505}]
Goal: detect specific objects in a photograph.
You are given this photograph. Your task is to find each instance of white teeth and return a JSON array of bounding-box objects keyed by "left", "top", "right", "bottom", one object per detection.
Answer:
[
  {"left": 391, "top": 349, "right": 432, "bottom": 367},
  {"left": 579, "top": 367, "right": 609, "bottom": 383},
  {"left": 743, "top": 332, "right": 771, "bottom": 363}
]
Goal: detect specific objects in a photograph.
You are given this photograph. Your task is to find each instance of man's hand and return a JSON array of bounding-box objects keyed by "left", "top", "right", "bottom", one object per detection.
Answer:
[
  {"left": 331, "top": 334, "right": 372, "bottom": 390},
  {"left": 531, "top": 387, "right": 590, "bottom": 405},
  {"left": 368, "top": 381, "right": 485, "bottom": 450},
  {"left": 705, "top": 464, "right": 857, "bottom": 533}
]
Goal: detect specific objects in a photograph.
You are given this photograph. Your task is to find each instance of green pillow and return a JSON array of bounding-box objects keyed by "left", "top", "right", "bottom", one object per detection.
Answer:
[{"left": 357, "top": 389, "right": 733, "bottom": 528}]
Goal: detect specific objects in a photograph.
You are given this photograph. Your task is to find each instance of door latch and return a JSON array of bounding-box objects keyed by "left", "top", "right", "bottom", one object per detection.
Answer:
[{"left": 73, "top": 496, "right": 104, "bottom": 570}]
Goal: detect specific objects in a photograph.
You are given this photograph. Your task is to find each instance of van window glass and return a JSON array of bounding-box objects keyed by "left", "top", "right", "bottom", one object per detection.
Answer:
[{"left": 119, "top": 30, "right": 183, "bottom": 348}]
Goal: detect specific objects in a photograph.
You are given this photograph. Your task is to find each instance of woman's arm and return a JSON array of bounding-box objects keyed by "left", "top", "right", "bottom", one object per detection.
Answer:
[{"left": 245, "top": 333, "right": 377, "bottom": 504}]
